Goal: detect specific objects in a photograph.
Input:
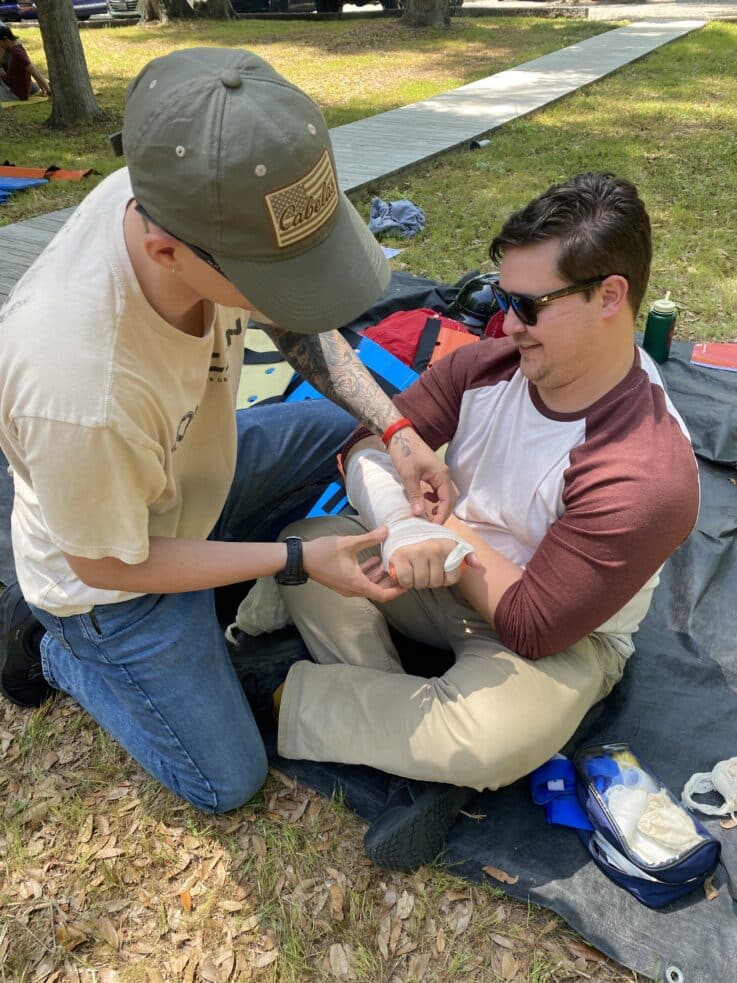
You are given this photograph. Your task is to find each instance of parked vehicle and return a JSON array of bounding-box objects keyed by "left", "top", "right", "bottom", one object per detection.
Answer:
[
  {"left": 232, "top": 0, "right": 462, "bottom": 12},
  {"left": 106, "top": 0, "right": 139, "bottom": 17},
  {"left": 18, "top": 0, "right": 107, "bottom": 20},
  {"left": 0, "top": 3, "right": 20, "bottom": 21}
]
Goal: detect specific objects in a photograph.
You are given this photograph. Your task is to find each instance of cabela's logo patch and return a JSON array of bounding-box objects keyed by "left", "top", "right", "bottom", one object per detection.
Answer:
[{"left": 264, "top": 149, "right": 338, "bottom": 249}]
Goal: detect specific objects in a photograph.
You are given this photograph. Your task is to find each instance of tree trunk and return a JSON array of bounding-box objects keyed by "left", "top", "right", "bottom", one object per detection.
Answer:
[
  {"left": 35, "top": 0, "right": 103, "bottom": 128},
  {"left": 401, "top": 0, "right": 449, "bottom": 28},
  {"left": 199, "top": 0, "right": 237, "bottom": 16},
  {"left": 138, "top": 0, "right": 197, "bottom": 21},
  {"left": 164, "top": 0, "right": 198, "bottom": 16},
  {"left": 137, "top": 0, "right": 168, "bottom": 22}
]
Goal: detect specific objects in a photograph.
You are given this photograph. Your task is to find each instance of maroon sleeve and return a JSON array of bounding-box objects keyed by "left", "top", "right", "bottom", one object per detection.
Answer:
[
  {"left": 6, "top": 45, "right": 32, "bottom": 100},
  {"left": 494, "top": 391, "right": 699, "bottom": 661}
]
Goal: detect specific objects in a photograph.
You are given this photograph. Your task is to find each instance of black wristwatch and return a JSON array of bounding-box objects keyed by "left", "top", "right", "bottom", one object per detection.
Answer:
[{"left": 275, "top": 536, "right": 309, "bottom": 586}]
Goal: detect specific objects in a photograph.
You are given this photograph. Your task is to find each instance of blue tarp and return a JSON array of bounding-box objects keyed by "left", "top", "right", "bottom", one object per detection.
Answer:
[{"left": 0, "top": 176, "right": 48, "bottom": 204}]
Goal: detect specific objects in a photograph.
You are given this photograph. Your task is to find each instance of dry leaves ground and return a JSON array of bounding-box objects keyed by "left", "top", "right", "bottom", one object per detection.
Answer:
[{"left": 1, "top": 694, "right": 642, "bottom": 982}]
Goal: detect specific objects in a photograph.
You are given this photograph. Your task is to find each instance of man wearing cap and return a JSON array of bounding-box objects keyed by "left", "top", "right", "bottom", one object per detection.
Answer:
[{"left": 0, "top": 48, "right": 453, "bottom": 813}]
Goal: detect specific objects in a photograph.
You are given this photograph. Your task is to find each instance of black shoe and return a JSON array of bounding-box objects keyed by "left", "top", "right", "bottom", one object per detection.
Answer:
[
  {"left": 227, "top": 626, "right": 309, "bottom": 726},
  {"left": 363, "top": 777, "right": 476, "bottom": 872},
  {"left": 0, "top": 582, "right": 54, "bottom": 708}
]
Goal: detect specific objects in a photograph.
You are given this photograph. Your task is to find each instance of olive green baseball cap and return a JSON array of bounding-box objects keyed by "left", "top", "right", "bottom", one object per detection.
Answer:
[{"left": 119, "top": 47, "right": 389, "bottom": 334}]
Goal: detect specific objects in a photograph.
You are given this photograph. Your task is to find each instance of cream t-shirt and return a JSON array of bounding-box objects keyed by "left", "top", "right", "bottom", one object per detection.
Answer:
[{"left": 0, "top": 168, "right": 249, "bottom": 615}]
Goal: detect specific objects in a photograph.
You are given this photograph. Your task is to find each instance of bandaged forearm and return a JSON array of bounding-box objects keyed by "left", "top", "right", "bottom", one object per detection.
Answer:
[{"left": 345, "top": 449, "right": 474, "bottom": 572}]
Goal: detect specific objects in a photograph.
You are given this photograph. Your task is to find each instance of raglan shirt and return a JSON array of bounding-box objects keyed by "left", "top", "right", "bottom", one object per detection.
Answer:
[
  {"left": 0, "top": 168, "right": 249, "bottom": 615},
  {"left": 389, "top": 339, "right": 699, "bottom": 661},
  {"left": 3, "top": 42, "right": 31, "bottom": 100}
]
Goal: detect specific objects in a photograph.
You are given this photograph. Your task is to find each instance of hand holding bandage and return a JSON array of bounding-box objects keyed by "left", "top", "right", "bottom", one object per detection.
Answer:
[{"left": 345, "top": 449, "right": 475, "bottom": 588}]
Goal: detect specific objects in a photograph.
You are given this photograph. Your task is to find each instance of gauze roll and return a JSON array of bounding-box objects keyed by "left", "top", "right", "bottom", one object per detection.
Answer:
[
  {"left": 682, "top": 756, "right": 737, "bottom": 818},
  {"left": 345, "top": 449, "right": 474, "bottom": 573}
]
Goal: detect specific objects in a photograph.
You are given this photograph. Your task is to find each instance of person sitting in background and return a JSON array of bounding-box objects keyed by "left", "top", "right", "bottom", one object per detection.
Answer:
[
  {"left": 273, "top": 172, "right": 700, "bottom": 872},
  {"left": 0, "top": 25, "right": 50, "bottom": 101}
]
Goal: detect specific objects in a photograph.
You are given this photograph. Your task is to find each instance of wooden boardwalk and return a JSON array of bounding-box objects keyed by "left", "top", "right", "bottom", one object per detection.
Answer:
[{"left": 0, "top": 19, "right": 703, "bottom": 304}]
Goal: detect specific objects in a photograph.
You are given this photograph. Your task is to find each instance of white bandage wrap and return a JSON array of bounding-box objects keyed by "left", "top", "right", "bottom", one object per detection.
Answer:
[
  {"left": 682, "top": 756, "right": 737, "bottom": 819},
  {"left": 345, "top": 449, "right": 474, "bottom": 573}
]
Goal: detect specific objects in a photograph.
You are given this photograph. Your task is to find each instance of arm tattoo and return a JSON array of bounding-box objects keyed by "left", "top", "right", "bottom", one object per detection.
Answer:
[
  {"left": 392, "top": 428, "right": 414, "bottom": 459},
  {"left": 265, "top": 326, "right": 400, "bottom": 435}
]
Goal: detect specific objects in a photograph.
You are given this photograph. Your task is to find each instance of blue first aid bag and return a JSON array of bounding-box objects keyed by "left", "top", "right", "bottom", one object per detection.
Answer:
[
  {"left": 532, "top": 742, "right": 726, "bottom": 909},
  {"left": 574, "top": 743, "right": 722, "bottom": 908}
]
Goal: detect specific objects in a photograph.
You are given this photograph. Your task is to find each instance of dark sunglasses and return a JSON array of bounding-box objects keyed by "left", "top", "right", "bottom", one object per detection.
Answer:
[
  {"left": 134, "top": 202, "right": 225, "bottom": 277},
  {"left": 490, "top": 274, "right": 619, "bottom": 327}
]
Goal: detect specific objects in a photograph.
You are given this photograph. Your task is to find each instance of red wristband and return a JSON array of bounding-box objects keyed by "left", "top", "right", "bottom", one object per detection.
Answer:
[{"left": 381, "top": 417, "right": 414, "bottom": 446}]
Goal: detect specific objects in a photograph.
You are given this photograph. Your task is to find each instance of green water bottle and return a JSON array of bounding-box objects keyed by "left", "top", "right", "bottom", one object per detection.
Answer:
[{"left": 643, "top": 291, "right": 677, "bottom": 363}]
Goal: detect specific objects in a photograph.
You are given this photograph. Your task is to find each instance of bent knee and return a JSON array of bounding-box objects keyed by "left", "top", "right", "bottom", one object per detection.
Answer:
[
  {"left": 279, "top": 515, "right": 363, "bottom": 543},
  {"left": 179, "top": 749, "right": 269, "bottom": 815}
]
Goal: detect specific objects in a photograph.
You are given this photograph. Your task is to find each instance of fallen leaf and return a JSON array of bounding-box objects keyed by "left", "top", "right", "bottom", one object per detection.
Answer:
[
  {"left": 217, "top": 951, "right": 235, "bottom": 981},
  {"left": 241, "top": 914, "right": 260, "bottom": 933},
  {"left": 22, "top": 801, "right": 51, "bottom": 826},
  {"left": 435, "top": 926, "right": 446, "bottom": 954},
  {"left": 217, "top": 900, "right": 244, "bottom": 912},
  {"left": 406, "top": 952, "right": 431, "bottom": 980},
  {"left": 704, "top": 876, "right": 719, "bottom": 901},
  {"left": 483, "top": 864, "right": 519, "bottom": 885},
  {"left": 377, "top": 914, "right": 391, "bottom": 959},
  {"left": 500, "top": 950, "right": 520, "bottom": 980},
  {"left": 290, "top": 798, "right": 309, "bottom": 822},
  {"left": 95, "top": 844, "right": 124, "bottom": 860},
  {"left": 450, "top": 901, "right": 472, "bottom": 936},
  {"left": 566, "top": 939, "right": 609, "bottom": 963},
  {"left": 443, "top": 890, "right": 470, "bottom": 902},
  {"left": 330, "top": 882, "right": 345, "bottom": 922},
  {"left": 180, "top": 890, "right": 193, "bottom": 912},
  {"left": 97, "top": 916, "right": 120, "bottom": 950},
  {"left": 198, "top": 956, "right": 224, "bottom": 983},
  {"left": 491, "top": 933, "right": 514, "bottom": 949},
  {"left": 328, "top": 943, "right": 352, "bottom": 978},
  {"left": 395, "top": 891, "right": 415, "bottom": 920},
  {"left": 389, "top": 917, "right": 402, "bottom": 953},
  {"left": 252, "top": 949, "right": 278, "bottom": 969},
  {"left": 106, "top": 786, "right": 131, "bottom": 800},
  {"left": 56, "top": 922, "right": 88, "bottom": 952},
  {"left": 146, "top": 971, "right": 165, "bottom": 983},
  {"left": 32, "top": 956, "right": 57, "bottom": 979}
]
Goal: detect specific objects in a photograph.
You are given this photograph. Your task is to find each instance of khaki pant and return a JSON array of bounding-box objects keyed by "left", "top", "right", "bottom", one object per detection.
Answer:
[{"left": 277, "top": 516, "right": 627, "bottom": 792}]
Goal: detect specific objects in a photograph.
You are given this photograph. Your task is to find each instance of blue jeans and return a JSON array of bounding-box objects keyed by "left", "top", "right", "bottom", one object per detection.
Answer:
[{"left": 31, "top": 400, "right": 356, "bottom": 813}]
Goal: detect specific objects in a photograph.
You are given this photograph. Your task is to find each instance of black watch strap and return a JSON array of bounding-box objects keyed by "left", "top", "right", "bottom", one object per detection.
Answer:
[{"left": 275, "top": 536, "right": 309, "bottom": 586}]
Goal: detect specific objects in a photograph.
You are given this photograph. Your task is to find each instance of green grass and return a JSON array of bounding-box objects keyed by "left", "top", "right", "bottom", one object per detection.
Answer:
[
  {"left": 5, "top": 18, "right": 736, "bottom": 343},
  {"left": 350, "top": 21, "right": 737, "bottom": 342},
  {"left": 2, "top": 16, "right": 607, "bottom": 223}
]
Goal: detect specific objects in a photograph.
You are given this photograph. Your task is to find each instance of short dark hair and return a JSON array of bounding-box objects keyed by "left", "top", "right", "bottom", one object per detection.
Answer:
[
  {"left": 489, "top": 173, "right": 652, "bottom": 315},
  {"left": 0, "top": 25, "right": 17, "bottom": 41}
]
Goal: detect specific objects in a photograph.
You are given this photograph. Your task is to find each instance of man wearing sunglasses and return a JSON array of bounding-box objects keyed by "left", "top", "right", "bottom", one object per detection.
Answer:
[
  {"left": 0, "top": 48, "right": 455, "bottom": 813},
  {"left": 273, "top": 172, "right": 700, "bottom": 871}
]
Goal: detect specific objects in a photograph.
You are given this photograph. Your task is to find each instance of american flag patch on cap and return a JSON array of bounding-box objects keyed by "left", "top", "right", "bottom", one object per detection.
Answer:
[{"left": 265, "top": 150, "right": 339, "bottom": 249}]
